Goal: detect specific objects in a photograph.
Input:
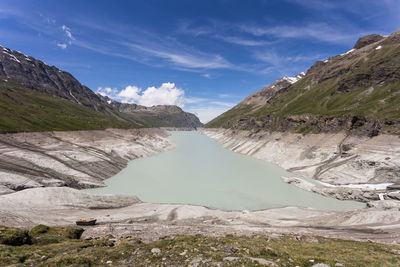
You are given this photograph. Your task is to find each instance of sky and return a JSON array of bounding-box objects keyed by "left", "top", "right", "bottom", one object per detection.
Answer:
[{"left": 0, "top": 0, "right": 399, "bottom": 122}]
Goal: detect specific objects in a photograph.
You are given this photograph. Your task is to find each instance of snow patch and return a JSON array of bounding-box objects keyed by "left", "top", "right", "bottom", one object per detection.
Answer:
[
  {"left": 107, "top": 100, "right": 112, "bottom": 104},
  {"left": 376, "top": 45, "right": 382, "bottom": 50},
  {"left": 69, "top": 91, "right": 81, "bottom": 104},
  {"left": 2, "top": 51, "right": 21, "bottom": 63},
  {"left": 341, "top": 49, "right": 355, "bottom": 56},
  {"left": 282, "top": 72, "right": 305, "bottom": 84}
]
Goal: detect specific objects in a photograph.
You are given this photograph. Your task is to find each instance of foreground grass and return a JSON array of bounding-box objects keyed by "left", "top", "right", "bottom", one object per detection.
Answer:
[{"left": 1, "top": 225, "right": 400, "bottom": 266}]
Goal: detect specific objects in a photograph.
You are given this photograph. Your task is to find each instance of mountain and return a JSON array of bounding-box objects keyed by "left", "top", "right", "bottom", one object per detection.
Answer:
[
  {"left": 97, "top": 95, "right": 203, "bottom": 128},
  {"left": 206, "top": 30, "right": 400, "bottom": 136},
  {"left": 0, "top": 45, "right": 202, "bottom": 132}
]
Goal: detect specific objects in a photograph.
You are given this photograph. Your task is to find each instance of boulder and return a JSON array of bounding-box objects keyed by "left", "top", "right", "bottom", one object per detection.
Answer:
[
  {"left": 353, "top": 34, "right": 384, "bottom": 49},
  {"left": 76, "top": 218, "right": 97, "bottom": 226}
]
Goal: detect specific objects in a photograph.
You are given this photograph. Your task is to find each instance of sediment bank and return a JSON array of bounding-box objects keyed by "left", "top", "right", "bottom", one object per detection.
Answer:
[
  {"left": 200, "top": 128, "right": 400, "bottom": 204},
  {"left": 0, "top": 128, "right": 173, "bottom": 195}
]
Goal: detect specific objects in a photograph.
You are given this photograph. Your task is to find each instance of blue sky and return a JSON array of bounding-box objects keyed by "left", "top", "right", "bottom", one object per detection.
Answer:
[{"left": 0, "top": 0, "right": 399, "bottom": 122}]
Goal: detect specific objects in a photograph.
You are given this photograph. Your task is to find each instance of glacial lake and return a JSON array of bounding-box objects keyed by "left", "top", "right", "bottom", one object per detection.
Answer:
[{"left": 88, "top": 131, "right": 364, "bottom": 211}]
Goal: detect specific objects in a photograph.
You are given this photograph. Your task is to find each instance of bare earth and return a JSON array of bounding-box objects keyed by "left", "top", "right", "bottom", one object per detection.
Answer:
[
  {"left": 200, "top": 128, "right": 400, "bottom": 203},
  {"left": 0, "top": 128, "right": 173, "bottom": 194},
  {"left": 0, "top": 128, "right": 399, "bottom": 245}
]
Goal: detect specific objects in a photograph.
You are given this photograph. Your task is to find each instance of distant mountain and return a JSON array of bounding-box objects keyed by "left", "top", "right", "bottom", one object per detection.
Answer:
[
  {"left": 0, "top": 45, "right": 202, "bottom": 132},
  {"left": 206, "top": 31, "right": 400, "bottom": 136},
  {"left": 98, "top": 95, "right": 203, "bottom": 128}
]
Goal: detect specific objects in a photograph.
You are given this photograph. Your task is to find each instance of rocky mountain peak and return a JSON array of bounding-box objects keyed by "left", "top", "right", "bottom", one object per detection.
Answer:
[
  {"left": 353, "top": 34, "right": 384, "bottom": 49},
  {"left": 0, "top": 44, "right": 203, "bottom": 129},
  {"left": 0, "top": 44, "right": 105, "bottom": 112},
  {"left": 238, "top": 72, "right": 305, "bottom": 107}
]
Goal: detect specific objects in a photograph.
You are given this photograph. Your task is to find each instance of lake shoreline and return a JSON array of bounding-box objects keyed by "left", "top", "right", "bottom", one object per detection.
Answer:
[
  {"left": 200, "top": 128, "right": 400, "bottom": 206},
  {"left": 88, "top": 131, "right": 363, "bottom": 211},
  {"left": 0, "top": 128, "right": 399, "bottom": 245}
]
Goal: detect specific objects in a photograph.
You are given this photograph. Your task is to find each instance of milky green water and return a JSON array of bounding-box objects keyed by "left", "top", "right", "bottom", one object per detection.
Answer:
[{"left": 87, "top": 131, "right": 364, "bottom": 211}]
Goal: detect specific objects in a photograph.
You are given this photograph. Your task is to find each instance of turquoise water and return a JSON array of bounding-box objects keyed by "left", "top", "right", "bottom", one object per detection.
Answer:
[{"left": 87, "top": 131, "right": 364, "bottom": 211}]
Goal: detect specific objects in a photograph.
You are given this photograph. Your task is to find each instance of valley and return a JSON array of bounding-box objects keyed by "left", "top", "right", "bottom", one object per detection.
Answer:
[{"left": 0, "top": 13, "right": 400, "bottom": 265}]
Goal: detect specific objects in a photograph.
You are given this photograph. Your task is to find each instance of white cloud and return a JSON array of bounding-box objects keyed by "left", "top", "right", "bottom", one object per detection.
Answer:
[
  {"left": 127, "top": 43, "right": 232, "bottom": 69},
  {"left": 184, "top": 97, "right": 208, "bottom": 104},
  {"left": 218, "top": 93, "right": 234, "bottom": 98},
  {"left": 117, "top": 82, "right": 185, "bottom": 107},
  {"left": 57, "top": 43, "right": 67, "bottom": 49},
  {"left": 97, "top": 87, "right": 118, "bottom": 97},
  {"left": 59, "top": 25, "right": 75, "bottom": 48},
  {"left": 210, "top": 101, "right": 236, "bottom": 107},
  {"left": 240, "top": 23, "right": 353, "bottom": 43},
  {"left": 117, "top": 85, "right": 141, "bottom": 102},
  {"left": 215, "top": 35, "right": 270, "bottom": 46},
  {"left": 61, "top": 25, "right": 74, "bottom": 40},
  {"left": 96, "top": 82, "right": 234, "bottom": 122}
]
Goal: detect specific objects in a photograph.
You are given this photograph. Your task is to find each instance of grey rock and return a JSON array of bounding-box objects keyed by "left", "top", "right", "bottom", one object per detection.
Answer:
[
  {"left": 387, "top": 184, "right": 400, "bottom": 191},
  {"left": 151, "top": 248, "right": 161, "bottom": 255},
  {"left": 353, "top": 34, "right": 384, "bottom": 49},
  {"left": 387, "top": 192, "right": 400, "bottom": 200}
]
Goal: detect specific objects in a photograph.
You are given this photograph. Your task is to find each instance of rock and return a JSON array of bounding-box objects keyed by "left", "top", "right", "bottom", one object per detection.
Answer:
[
  {"left": 223, "top": 256, "right": 278, "bottom": 266},
  {"left": 367, "top": 200, "right": 400, "bottom": 210},
  {"left": 179, "top": 250, "right": 187, "bottom": 256},
  {"left": 335, "top": 263, "right": 344, "bottom": 267},
  {"left": 76, "top": 218, "right": 97, "bottom": 226},
  {"left": 387, "top": 192, "right": 400, "bottom": 200},
  {"left": 387, "top": 184, "right": 400, "bottom": 190},
  {"left": 312, "top": 264, "right": 330, "bottom": 267},
  {"left": 353, "top": 34, "right": 384, "bottom": 49},
  {"left": 298, "top": 234, "right": 319, "bottom": 244},
  {"left": 106, "top": 260, "right": 112, "bottom": 264},
  {"left": 248, "top": 257, "right": 278, "bottom": 266},
  {"left": 151, "top": 248, "right": 161, "bottom": 255},
  {"left": 390, "top": 249, "right": 400, "bottom": 255}
]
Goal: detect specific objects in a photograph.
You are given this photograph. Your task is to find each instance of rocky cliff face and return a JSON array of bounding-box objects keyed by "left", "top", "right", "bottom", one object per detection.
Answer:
[
  {"left": 0, "top": 45, "right": 202, "bottom": 131},
  {"left": 206, "top": 30, "right": 400, "bottom": 135},
  {"left": 0, "top": 45, "right": 107, "bottom": 112}
]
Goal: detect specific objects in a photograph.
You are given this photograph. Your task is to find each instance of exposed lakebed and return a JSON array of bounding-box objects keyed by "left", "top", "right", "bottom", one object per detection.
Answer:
[{"left": 88, "top": 131, "right": 364, "bottom": 211}]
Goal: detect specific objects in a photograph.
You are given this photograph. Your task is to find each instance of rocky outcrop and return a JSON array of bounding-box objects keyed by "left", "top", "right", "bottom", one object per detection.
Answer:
[
  {"left": 201, "top": 128, "right": 400, "bottom": 202},
  {"left": 238, "top": 72, "right": 305, "bottom": 107},
  {"left": 353, "top": 34, "right": 384, "bottom": 49},
  {"left": 229, "top": 114, "right": 400, "bottom": 136},
  {"left": 0, "top": 128, "right": 173, "bottom": 194},
  {"left": 0, "top": 45, "right": 107, "bottom": 112}
]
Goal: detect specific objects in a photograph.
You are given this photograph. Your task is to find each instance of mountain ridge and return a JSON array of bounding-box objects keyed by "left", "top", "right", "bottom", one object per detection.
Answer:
[
  {"left": 0, "top": 45, "right": 202, "bottom": 132},
  {"left": 206, "top": 31, "right": 400, "bottom": 136}
]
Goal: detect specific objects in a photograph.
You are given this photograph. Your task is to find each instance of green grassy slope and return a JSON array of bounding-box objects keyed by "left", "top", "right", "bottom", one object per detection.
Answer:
[
  {"left": 0, "top": 79, "right": 139, "bottom": 133},
  {"left": 1, "top": 225, "right": 400, "bottom": 266},
  {"left": 206, "top": 33, "right": 400, "bottom": 131}
]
